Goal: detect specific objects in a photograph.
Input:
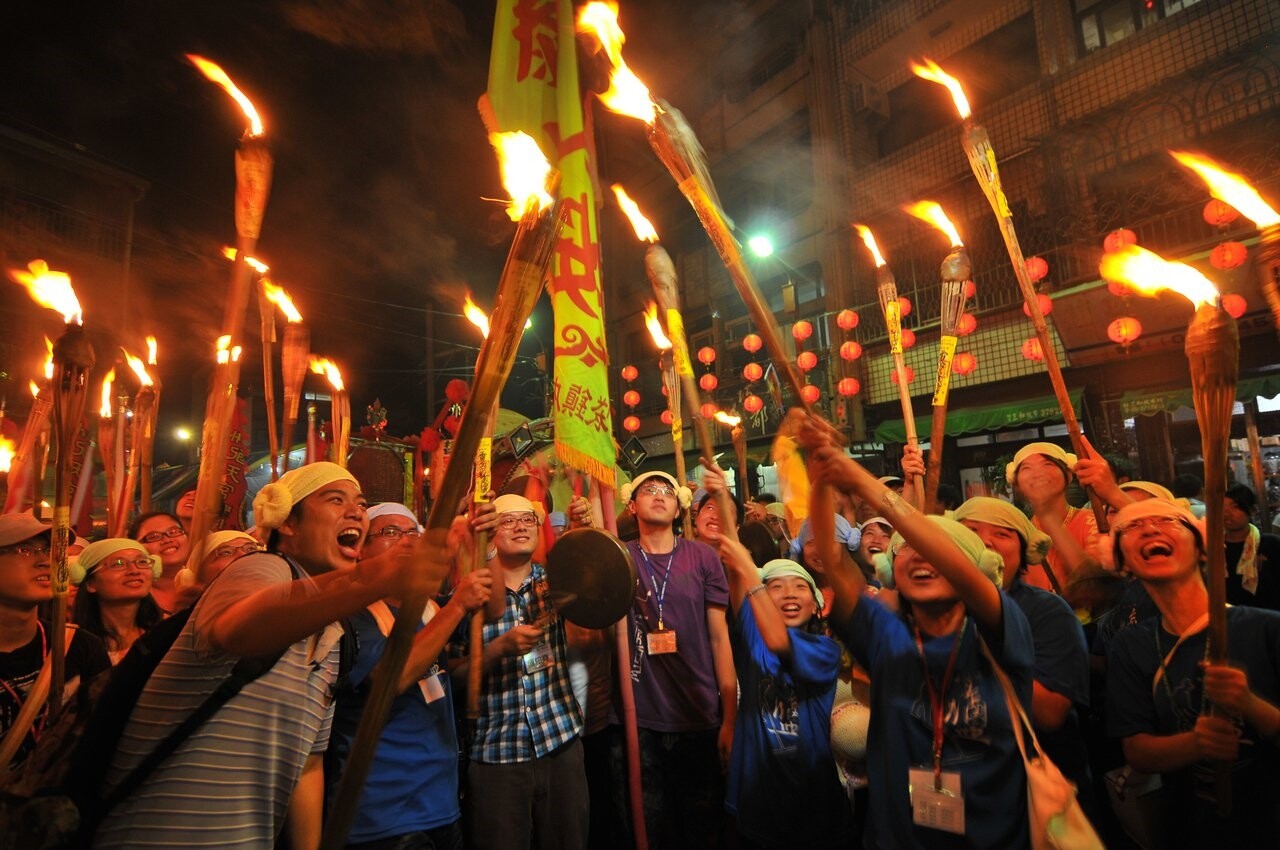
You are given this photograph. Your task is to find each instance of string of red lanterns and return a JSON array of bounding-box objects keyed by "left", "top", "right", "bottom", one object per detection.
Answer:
[
  {"left": 621, "top": 363, "right": 641, "bottom": 433},
  {"left": 741, "top": 332, "right": 765, "bottom": 416}
]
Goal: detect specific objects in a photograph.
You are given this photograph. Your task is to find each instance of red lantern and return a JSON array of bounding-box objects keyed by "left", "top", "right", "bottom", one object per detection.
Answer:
[
  {"left": 952, "top": 351, "right": 977, "bottom": 376},
  {"left": 1107, "top": 279, "right": 1131, "bottom": 298},
  {"left": 900, "top": 328, "right": 916, "bottom": 349},
  {"left": 743, "top": 362, "right": 764, "bottom": 382},
  {"left": 623, "top": 389, "right": 640, "bottom": 407},
  {"left": 419, "top": 427, "right": 442, "bottom": 452},
  {"left": 1103, "top": 228, "right": 1137, "bottom": 253},
  {"left": 699, "top": 373, "right": 719, "bottom": 392},
  {"left": 661, "top": 384, "right": 668, "bottom": 397},
  {"left": 1203, "top": 199, "right": 1239, "bottom": 227},
  {"left": 897, "top": 296, "right": 912, "bottom": 317},
  {"left": 797, "top": 350, "right": 818, "bottom": 372},
  {"left": 700, "top": 402, "right": 718, "bottom": 419},
  {"left": 1107, "top": 317, "right": 1142, "bottom": 346},
  {"left": 660, "top": 409, "right": 674, "bottom": 425},
  {"left": 1222, "top": 293, "right": 1247, "bottom": 319},
  {"left": 957, "top": 313, "right": 977, "bottom": 336},
  {"left": 792, "top": 320, "right": 813, "bottom": 341},
  {"left": 836, "top": 309, "right": 859, "bottom": 331},
  {"left": 890, "top": 366, "right": 915, "bottom": 385},
  {"left": 962, "top": 281, "right": 977, "bottom": 299},
  {"left": 444, "top": 379, "right": 470, "bottom": 404},
  {"left": 742, "top": 333, "right": 763, "bottom": 353},
  {"left": 620, "top": 364, "right": 639, "bottom": 382},
  {"left": 1022, "top": 293, "right": 1053, "bottom": 318},
  {"left": 837, "top": 377, "right": 861, "bottom": 397},
  {"left": 800, "top": 384, "right": 821, "bottom": 405},
  {"left": 839, "top": 340, "right": 863, "bottom": 361},
  {"left": 1021, "top": 338, "right": 1045, "bottom": 361},
  {"left": 697, "top": 346, "right": 717, "bottom": 365},
  {"left": 444, "top": 413, "right": 462, "bottom": 434},
  {"left": 1026, "top": 256, "right": 1049, "bottom": 282},
  {"left": 623, "top": 415, "right": 641, "bottom": 433},
  {"left": 1209, "top": 241, "right": 1247, "bottom": 270},
  {"left": 743, "top": 394, "right": 764, "bottom": 414}
]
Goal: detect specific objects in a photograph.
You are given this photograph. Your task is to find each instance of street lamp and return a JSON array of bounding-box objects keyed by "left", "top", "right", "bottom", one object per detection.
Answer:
[{"left": 748, "top": 235, "right": 774, "bottom": 258}]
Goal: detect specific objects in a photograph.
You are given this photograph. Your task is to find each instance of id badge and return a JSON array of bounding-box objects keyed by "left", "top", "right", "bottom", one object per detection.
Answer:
[
  {"left": 418, "top": 670, "right": 446, "bottom": 704},
  {"left": 647, "top": 628, "right": 678, "bottom": 655},
  {"left": 908, "top": 767, "right": 964, "bottom": 834},
  {"left": 521, "top": 642, "right": 555, "bottom": 674}
]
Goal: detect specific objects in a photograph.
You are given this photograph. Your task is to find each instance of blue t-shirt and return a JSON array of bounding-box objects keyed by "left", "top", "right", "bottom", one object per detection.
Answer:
[
  {"left": 726, "top": 602, "right": 851, "bottom": 847},
  {"left": 838, "top": 592, "right": 1034, "bottom": 850},
  {"left": 1107, "top": 605, "right": 1280, "bottom": 847},
  {"left": 330, "top": 604, "right": 460, "bottom": 842},
  {"left": 1007, "top": 580, "right": 1092, "bottom": 797}
]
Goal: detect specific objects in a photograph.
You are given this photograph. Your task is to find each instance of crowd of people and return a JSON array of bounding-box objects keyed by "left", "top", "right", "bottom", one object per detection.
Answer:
[{"left": 3, "top": 417, "right": 1280, "bottom": 850}]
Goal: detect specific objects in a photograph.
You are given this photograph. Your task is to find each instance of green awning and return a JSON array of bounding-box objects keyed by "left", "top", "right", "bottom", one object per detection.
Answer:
[
  {"left": 1118, "top": 374, "right": 1280, "bottom": 418},
  {"left": 872, "top": 389, "right": 1085, "bottom": 444}
]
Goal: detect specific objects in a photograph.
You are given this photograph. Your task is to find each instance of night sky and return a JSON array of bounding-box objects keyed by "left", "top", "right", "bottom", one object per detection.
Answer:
[{"left": 0, "top": 1, "right": 730, "bottom": 463}]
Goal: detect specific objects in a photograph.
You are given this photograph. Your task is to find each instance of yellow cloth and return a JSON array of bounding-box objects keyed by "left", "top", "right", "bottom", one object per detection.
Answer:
[
  {"left": 72, "top": 538, "right": 158, "bottom": 585},
  {"left": 253, "top": 461, "right": 358, "bottom": 529},
  {"left": 954, "top": 497, "right": 1052, "bottom": 566},
  {"left": 483, "top": 0, "right": 615, "bottom": 487}
]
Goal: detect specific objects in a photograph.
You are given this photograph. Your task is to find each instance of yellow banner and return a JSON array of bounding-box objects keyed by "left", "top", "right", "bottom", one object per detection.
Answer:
[
  {"left": 932, "top": 336, "right": 958, "bottom": 407},
  {"left": 484, "top": 0, "right": 615, "bottom": 486},
  {"left": 667, "top": 309, "right": 695, "bottom": 378}
]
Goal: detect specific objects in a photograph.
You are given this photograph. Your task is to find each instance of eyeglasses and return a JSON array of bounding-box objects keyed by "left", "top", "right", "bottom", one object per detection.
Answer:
[
  {"left": 139, "top": 526, "right": 187, "bottom": 544},
  {"left": 0, "top": 544, "right": 51, "bottom": 558},
  {"left": 1115, "top": 515, "right": 1186, "bottom": 535},
  {"left": 498, "top": 513, "right": 539, "bottom": 530},
  {"left": 212, "top": 542, "right": 261, "bottom": 560},
  {"left": 639, "top": 483, "right": 676, "bottom": 499},
  {"left": 103, "top": 556, "right": 154, "bottom": 572},
  {"left": 369, "top": 526, "right": 421, "bottom": 541}
]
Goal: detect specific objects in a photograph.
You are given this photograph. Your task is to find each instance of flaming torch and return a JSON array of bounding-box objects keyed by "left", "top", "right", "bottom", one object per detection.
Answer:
[
  {"left": 310, "top": 357, "right": 349, "bottom": 467},
  {"left": 322, "top": 131, "right": 565, "bottom": 849},
  {"left": 97, "top": 368, "right": 118, "bottom": 533},
  {"left": 853, "top": 225, "right": 926, "bottom": 509},
  {"left": 1169, "top": 150, "right": 1280, "bottom": 333},
  {"left": 715, "top": 410, "right": 748, "bottom": 503},
  {"left": 912, "top": 58, "right": 1106, "bottom": 529},
  {"left": 461, "top": 294, "right": 507, "bottom": 718},
  {"left": 617, "top": 183, "right": 737, "bottom": 536},
  {"left": 7, "top": 259, "right": 94, "bottom": 713},
  {"left": 2, "top": 336, "right": 54, "bottom": 515},
  {"left": 1100, "top": 243, "right": 1236, "bottom": 813},
  {"left": 903, "top": 202, "right": 971, "bottom": 514},
  {"left": 263, "top": 278, "right": 304, "bottom": 479},
  {"left": 115, "top": 348, "right": 156, "bottom": 533},
  {"left": 579, "top": 4, "right": 810, "bottom": 414},
  {"left": 185, "top": 55, "right": 273, "bottom": 582}
]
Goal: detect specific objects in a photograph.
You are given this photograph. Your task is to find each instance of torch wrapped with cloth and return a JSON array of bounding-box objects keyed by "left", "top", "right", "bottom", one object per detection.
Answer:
[
  {"left": 114, "top": 346, "right": 158, "bottom": 532},
  {"left": 309, "top": 357, "right": 349, "bottom": 468},
  {"left": 903, "top": 202, "right": 971, "bottom": 514},
  {"left": 912, "top": 58, "right": 1107, "bottom": 530},
  {"left": 1100, "top": 243, "right": 1238, "bottom": 813},
  {"left": 321, "top": 132, "right": 565, "bottom": 849},
  {"left": 2, "top": 327, "right": 54, "bottom": 516},
  {"left": 639, "top": 300, "right": 692, "bottom": 536}
]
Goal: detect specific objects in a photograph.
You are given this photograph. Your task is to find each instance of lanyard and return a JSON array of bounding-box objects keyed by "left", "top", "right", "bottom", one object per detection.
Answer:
[
  {"left": 1152, "top": 611, "right": 1210, "bottom": 703},
  {"left": 913, "top": 616, "right": 966, "bottom": 789},
  {"left": 638, "top": 541, "right": 677, "bottom": 630}
]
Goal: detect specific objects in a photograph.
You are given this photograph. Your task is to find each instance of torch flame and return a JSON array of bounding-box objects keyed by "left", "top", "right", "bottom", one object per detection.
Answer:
[
  {"left": 489, "top": 131, "right": 554, "bottom": 221},
  {"left": 910, "top": 58, "right": 971, "bottom": 119},
  {"left": 1099, "top": 244, "right": 1220, "bottom": 310},
  {"left": 309, "top": 356, "right": 345, "bottom": 392},
  {"left": 853, "top": 224, "right": 888, "bottom": 268},
  {"left": 99, "top": 368, "right": 116, "bottom": 418},
  {"left": 122, "top": 348, "right": 154, "bottom": 387},
  {"left": 146, "top": 335, "right": 158, "bottom": 366},
  {"left": 29, "top": 381, "right": 40, "bottom": 399},
  {"left": 577, "top": 2, "right": 658, "bottom": 123},
  {"left": 714, "top": 411, "right": 741, "bottom": 427},
  {"left": 611, "top": 184, "right": 659, "bottom": 242},
  {"left": 9, "top": 259, "right": 83, "bottom": 324},
  {"left": 643, "top": 301, "right": 672, "bottom": 350},
  {"left": 216, "top": 335, "right": 232, "bottom": 365},
  {"left": 187, "top": 54, "right": 265, "bottom": 137},
  {"left": 0, "top": 436, "right": 14, "bottom": 473},
  {"left": 263, "top": 278, "right": 303, "bottom": 323},
  {"left": 904, "top": 200, "right": 964, "bottom": 247},
  {"left": 42, "top": 337, "right": 53, "bottom": 381},
  {"left": 1169, "top": 150, "right": 1280, "bottom": 228},
  {"left": 221, "top": 245, "right": 270, "bottom": 274},
  {"left": 462, "top": 295, "right": 490, "bottom": 339}
]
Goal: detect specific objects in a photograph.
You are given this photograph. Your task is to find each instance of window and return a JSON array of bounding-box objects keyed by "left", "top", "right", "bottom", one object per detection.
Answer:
[{"left": 1073, "top": 0, "right": 1202, "bottom": 55}]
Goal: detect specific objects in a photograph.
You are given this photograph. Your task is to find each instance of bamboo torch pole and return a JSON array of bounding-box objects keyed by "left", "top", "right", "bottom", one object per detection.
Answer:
[
  {"left": 320, "top": 135, "right": 565, "bottom": 850},
  {"left": 97, "top": 370, "right": 116, "bottom": 532}
]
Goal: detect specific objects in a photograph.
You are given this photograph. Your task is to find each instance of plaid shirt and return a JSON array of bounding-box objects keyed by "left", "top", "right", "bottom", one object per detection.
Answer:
[{"left": 448, "top": 563, "right": 581, "bottom": 763}]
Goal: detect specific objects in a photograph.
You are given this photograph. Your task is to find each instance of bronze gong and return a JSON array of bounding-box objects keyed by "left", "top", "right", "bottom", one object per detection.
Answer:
[{"left": 546, "top": 527, "right": 637, "bottom": 628}]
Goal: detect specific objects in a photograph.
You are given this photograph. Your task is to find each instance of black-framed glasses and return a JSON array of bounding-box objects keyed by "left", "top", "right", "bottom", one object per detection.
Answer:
[
  {"left": 0, "top": 543, "right": 51, "bottom": 558},
  {"left": 139, "top": 526, "right": 187, "bottom": 544},
  {"left": 498, "top": 513, "right": 539, "bottom": 530},
  {"left": 212, "top": 542, "right": 261, "bottom": 560},
  {"left": 370, "top": 526, "right": 421, "bottom": 541},
  {"left": 104, "top": 556, "right": 154, "bottom": 572}
]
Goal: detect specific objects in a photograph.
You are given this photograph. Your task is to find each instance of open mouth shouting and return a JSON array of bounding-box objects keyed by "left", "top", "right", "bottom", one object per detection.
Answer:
[{"left": 337, "top": 527, "right": 363, "bottom": 559}]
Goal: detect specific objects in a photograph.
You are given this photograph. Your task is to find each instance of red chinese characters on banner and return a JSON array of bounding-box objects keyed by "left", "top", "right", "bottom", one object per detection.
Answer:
[
  {"left": 217, "top": 397, "right": 251, "bottom": 529},
  {"left": 512, "top": 0, "right": 558, "bottom": 85},
  {"left": 554, "top": 377, "right": 612, "bottom": 433}
]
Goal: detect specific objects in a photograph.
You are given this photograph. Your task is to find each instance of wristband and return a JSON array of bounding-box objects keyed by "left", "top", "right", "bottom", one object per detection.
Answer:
[{"left": 747, "top": 583, "right": 767, "bottom": 597}]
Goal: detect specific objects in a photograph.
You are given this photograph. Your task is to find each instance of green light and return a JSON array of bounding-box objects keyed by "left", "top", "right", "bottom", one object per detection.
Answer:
[{"left": 748, "top": 235, "right": 774, "bottom": 258}]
